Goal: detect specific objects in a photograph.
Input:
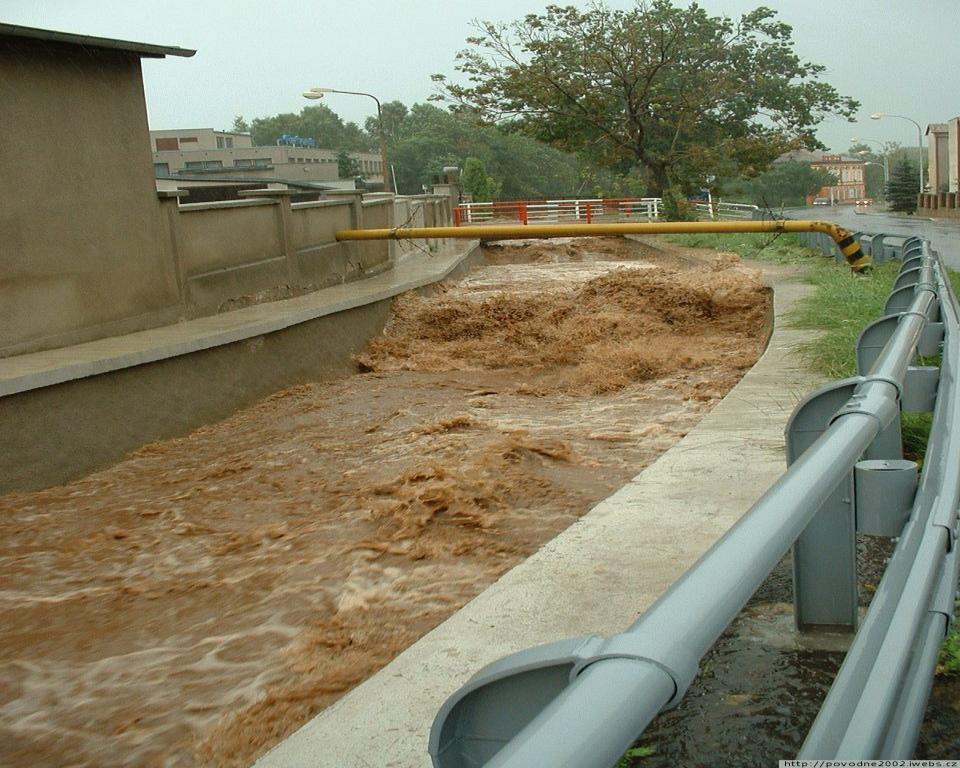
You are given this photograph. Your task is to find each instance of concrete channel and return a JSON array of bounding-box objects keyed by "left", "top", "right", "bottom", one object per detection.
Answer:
[{"left": 254, "top": 257, "right": 825, "bottom": 767}]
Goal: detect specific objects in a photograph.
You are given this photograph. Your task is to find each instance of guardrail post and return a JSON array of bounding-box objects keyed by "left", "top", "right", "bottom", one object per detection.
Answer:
[
  {"left": 786, "top": 379, "right": 861, "bottom": 631},
  {"left": 903, "top": 366, "right": 940, "bottom": 412},
  {"left": 854, "top": 460, "right": 918, "bottom": 536},
  {"left": 519, "top": 202, "right": 528, "bottom": 225}
]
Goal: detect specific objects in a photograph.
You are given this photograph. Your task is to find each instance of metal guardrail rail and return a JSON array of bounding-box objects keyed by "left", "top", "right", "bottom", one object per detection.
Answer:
[{"left": 422, "top": 234, "right": 958, "bottom": 767}]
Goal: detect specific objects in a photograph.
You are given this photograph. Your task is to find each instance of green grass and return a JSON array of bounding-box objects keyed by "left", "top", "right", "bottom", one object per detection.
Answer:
[
  {"left": 788, "top": 261, "right": 901, "bottom": 379},
  {"left": 939, "top": 600, "right": 960, "bottom": 676},
  {"left": 665, "top": 231, "right": 823, "bottom": 266},
  {"left": 614, "top": 745, "right": 656, "bottom": 767}
]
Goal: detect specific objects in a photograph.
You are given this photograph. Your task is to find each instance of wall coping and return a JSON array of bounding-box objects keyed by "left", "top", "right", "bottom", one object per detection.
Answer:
[
  {"left": 291, "top": 199, "right": 354, "bottom": 211},
  {"left": 237, "top": 188, "right": 297, "bottom": 198},
  {"left": 178, "top": 198, "right": 278, "bottom": 212}
]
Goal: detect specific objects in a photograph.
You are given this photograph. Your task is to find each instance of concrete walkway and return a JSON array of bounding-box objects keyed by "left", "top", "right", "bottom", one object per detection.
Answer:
[
  {"left": 254, "top": 265, "right": 826, "bottom": 768},
  {"left": 0, "top": 242, "right": 477, "bottom": 397}
]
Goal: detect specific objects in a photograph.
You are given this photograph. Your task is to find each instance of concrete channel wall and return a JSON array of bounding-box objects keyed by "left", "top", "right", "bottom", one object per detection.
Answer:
[
  {"left": 0, "top": 188, "right": 462, "bottom": 493},
  {"left": 2, "top": 188, "right": 451, "bottom": 357}
]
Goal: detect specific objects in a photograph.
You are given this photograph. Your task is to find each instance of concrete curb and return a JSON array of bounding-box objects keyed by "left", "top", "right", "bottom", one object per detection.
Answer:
[
  {"left": 253, "top": 267, "right": 826, "bottom": 768},
  {"left": 0, "top": 243, "right": 480, "bottom": 398}
]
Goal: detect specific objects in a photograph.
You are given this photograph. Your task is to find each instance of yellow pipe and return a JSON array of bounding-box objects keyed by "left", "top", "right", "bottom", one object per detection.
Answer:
[{"left": 336, "top": 220, "right": 870, "bottom": 271}]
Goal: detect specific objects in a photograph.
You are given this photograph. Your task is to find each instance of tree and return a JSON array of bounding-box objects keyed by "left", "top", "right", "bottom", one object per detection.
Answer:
[
  {"left": 847, "top": 143, "right": 888, "bottom": 200},
  {"left": 726, "top": 160, "right": 836, "bottom": 208},
  {"left": 364, "top": 101, "right": 409, "bottom": 144},
  {"left": 250, "top": 105, "right": 374, "bottom": 151},
  {"left": 886, "top": 158, "right": 919, "bottom": 213},
  {"left": 337, "top": 150, "right": 362, "bottom": 179},
  {"left": 461, "top": 157, "right": 501, "bottom": 201},
  {"left": 433, "top": 2, "right": 858, "bottom": 207},
  {"left": 386, "top": 103, "right": 583, "bottom": 198},
  {"left": 232, "top": 115, "right": 250, "bottom": 133}
]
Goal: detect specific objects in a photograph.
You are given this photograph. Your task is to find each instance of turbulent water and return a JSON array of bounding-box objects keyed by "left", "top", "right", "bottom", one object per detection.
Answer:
[{"left": 0, "top": 237, "right": 771, "bottom": 767}]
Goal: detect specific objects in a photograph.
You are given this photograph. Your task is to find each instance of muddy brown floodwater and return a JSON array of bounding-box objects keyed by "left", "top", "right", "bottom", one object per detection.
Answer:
[{"left": 0, "top": 237, "right": 770, "bottom": 768}]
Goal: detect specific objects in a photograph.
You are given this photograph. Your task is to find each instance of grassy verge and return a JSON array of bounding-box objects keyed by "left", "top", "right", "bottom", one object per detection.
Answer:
[{"left": 668, "top": 231, "right": 960, "bottom": 682}]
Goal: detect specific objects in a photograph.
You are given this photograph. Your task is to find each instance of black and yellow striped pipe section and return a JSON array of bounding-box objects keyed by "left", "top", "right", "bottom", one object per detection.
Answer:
[{"left": 336, "top": 220, "right": 870, "bottom": 272}]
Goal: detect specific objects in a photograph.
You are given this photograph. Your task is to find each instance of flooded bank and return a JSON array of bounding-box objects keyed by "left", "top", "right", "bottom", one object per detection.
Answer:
[{"left": 0, "top": 237, "right": 770, "bottom": 767}]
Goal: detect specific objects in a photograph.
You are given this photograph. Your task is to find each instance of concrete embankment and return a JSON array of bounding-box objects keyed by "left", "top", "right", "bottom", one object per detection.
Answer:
[{"left": 0, "top": 243, "right": 482, "bottom": 493}]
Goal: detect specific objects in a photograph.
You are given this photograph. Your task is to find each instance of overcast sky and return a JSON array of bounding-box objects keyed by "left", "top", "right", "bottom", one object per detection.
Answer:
[{"left": 4, "top": 0, "right": 958, "bottom": 155}]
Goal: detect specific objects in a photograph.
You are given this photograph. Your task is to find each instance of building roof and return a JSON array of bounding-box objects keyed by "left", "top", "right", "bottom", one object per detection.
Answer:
[
  {"left": 0, "top": 23, "right": 195, "bottom": 58},
  {"left": 777, "top": 149, "right": 862, "bottom": 164},
  {"left": 926, "top": 123, "right": 949, "bottom": 135}
]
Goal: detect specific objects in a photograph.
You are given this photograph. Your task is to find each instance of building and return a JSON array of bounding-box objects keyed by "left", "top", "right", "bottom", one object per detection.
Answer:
[
  {"left": 777, "top": 149, "right": 867, "bottom": 204},
  {"left": 927, "top": 119, "right": 959, "bottom": 193},
  {"left": 0, "top": 23, "right": 195, "bottom": 356},
  {"left": 151, "top": 128, "right": 385, "bottom": 187}
]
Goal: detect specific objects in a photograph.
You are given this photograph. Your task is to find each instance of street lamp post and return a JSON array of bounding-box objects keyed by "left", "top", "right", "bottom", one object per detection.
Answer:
[
  {"left": 862, "top": 161, "right": 887, "bottom": 201},
  {"left": 869, "top": 113, "right": 924, "bottom": 193},
  {"left": 303, "top": 86, "right": 394, "bottom": 194},
  {"left": 851, "top": 137, "right": 890, "bottom": 188}
]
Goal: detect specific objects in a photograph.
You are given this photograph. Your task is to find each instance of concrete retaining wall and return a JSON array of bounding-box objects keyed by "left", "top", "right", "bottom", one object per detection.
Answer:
[
  {"left": 0, "top": 300, "right": 394, "bottom": 493},
  {"left": 2, "top": 178, "right": 453, "bottom": 356}
]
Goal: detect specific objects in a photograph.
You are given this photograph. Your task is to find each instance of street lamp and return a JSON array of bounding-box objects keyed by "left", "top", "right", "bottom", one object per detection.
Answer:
[
  {"left": 869, "top": 112, "right": 924, "bottom": 193},
  {"left": 862, "top": 161, "right": 888, "bottom": 201},
  {"left": 851, "top": 137, "right": 890, "bottom": 187},
  {"left": 303, "top": 86, "right": 394, "bottom": 194}
]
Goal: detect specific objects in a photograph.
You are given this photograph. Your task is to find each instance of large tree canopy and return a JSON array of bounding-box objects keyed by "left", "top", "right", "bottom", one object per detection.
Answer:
[
  {"left": 247, "top": 105, "right": 373, "bottom": 152},
  {"left": 725, "top": 160, "right": 837, "bottom": 208},
  {"left": 433, "top": 1, "right": 858, "bottom": 202}
]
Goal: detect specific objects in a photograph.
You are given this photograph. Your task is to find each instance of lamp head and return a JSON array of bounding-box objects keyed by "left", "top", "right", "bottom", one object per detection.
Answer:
[
  {"left": 302, "top": 91, "right": 323, "bottom": 100},
  {"left": 870, "top": 112, "right": 884, "bottom": 120}
]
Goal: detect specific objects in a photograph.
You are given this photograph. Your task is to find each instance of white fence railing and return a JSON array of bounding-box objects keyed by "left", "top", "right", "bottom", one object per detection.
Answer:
[{"left": 454, "top": 197, "right": 758, "bottom": 225}]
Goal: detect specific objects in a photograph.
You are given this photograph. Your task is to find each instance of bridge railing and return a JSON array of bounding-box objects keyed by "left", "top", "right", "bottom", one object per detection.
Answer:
[
  {"left": 694, "top": 200, "right": 760, "bottom": 219},
  {"left": 452, "top": 197, "right": 761, "bottom": 226},
  {"left": 453, "top": 198, "right": 662, "bottom": 226},
  {"left": 428, "top": 235, "right": 957, "bottom": 767}
]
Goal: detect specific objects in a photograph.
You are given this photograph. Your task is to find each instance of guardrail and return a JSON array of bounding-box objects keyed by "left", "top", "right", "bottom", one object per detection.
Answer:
[
  {"left": 452, "top": 198, "right": 760, "bottom": 226},
  {"left": 426, "top": 235, "right": 957, "bottom": 766}
]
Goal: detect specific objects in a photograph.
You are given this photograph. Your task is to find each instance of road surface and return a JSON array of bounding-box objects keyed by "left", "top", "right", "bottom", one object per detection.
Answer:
[{"left": 790, "top": 205, "right": 960, "bottom": 268}]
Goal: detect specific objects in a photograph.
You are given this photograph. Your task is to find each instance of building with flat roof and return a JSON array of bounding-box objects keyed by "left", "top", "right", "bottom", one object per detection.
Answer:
[
  {"left": 0, "top": 23, "right": 195, "bottom": 356},
  {"left": 927, "top": 120, "right": 958, "bottom": 193},
  {"left": 150, "top": 129, "right": 385, "bottom": 186}
]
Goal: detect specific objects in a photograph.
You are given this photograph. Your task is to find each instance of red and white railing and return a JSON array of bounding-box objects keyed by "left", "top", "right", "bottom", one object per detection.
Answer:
[
  {"left": 452, "top": 197, "right": 662, "bottom": 226},
  {"left": 452, "top": 197, "right": 758, "bottom": 225}
]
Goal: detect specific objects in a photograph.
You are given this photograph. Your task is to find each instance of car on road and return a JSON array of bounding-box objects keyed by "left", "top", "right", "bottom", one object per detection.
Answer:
[{"left": 813, "top": 197, "right": 830, "bottom": 206}]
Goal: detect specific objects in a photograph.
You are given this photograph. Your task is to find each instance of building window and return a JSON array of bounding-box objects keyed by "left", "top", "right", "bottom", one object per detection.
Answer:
[
  {"left": 154, "top": 162, "right": 170, "bottom": 175},
  {"left": 156, "top": 137, "right": 179, "bottom": 151},
  {"left": 184, "top": 160, "right": 223, "bottom": 170},
  {"left": 180, "top": 136, "right": 198, "bottom": 144},
  {"left": 234, "top": 159, "right": 254, "bottom": 167},
  {"left": 253, "top": 158, "right": 271, "bottom": 167},
  {"left": 217, "top": 136, "right": 225, "bottom": 148}
]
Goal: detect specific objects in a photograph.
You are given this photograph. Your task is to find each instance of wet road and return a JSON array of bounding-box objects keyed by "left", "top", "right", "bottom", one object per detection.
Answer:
[{"left": 789, "top": 206, "right": 960, "bottom": 268}]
